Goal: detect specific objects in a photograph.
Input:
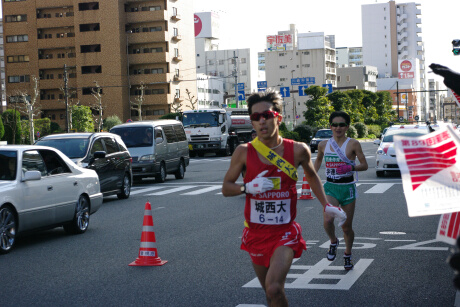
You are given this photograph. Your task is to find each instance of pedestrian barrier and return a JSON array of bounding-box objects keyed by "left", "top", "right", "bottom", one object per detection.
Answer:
[
  {"left": 129, "top": 202, "right": 167, "bottom": 266},
  {"left": 298, "top": 176, "right": 315, "bottom": 200}
]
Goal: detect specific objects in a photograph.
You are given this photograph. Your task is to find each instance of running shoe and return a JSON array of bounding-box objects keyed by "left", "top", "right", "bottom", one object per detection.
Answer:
[
  {"left": 344, "top": 254, "right": 354, "bottom": 270},
  {"left": 327, "top": 239, "right": 339, "bottom": 261}
]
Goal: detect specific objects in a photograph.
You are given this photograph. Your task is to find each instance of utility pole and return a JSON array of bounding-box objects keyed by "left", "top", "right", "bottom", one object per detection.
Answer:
[
  {"left": 126, "top": 30, "right": 132, "bottom": 118},
  {"left": 291, "top": 70, "right": 296, "bottom": 128},
  {"left": 64, "top": 64, "right": 69, "bottom": 133},
  {"left": 396, "top": 81, "right": 399, "bottom": 120},
  {"left": 233, "top": 51, "right": 238, "bottom": 108}
]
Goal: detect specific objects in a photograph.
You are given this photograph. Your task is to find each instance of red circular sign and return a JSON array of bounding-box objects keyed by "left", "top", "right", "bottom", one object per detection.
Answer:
[
  {"left": 194, "top": 15, "right": 202, "bottom": 37},
  {"left": 400, "top": 60, "right": 412, "bottom": 72}
]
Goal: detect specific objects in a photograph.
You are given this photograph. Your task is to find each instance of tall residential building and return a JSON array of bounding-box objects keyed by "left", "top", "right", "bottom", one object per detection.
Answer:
[
  {"left": 362, "top": 1, "right": 427, "bottom": 120},
  {"left": 336, "top": 47, "right": 363, "bottom": 68},
  {"left": 2, "top": 1, "right": 196, "bottom": 128},
  {"left": 263, "top": 25, "right": 336, "bottom": 128},
  {"left": 195, "top": 12, "right": 258, "bottom": 107},
  {"left": 0, "top": 19, "right": 5, "bottom": 112}
]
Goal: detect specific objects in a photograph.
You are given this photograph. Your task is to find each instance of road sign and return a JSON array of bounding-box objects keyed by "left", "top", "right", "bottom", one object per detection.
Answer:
[
  {"left": 414, "top": 115, "right": 420, "bottom": 121},
  {"left": 298, "top": 85, "right": 308, "bottom": 96},
  {"left": 238, "top": 90, "right": 245, "bottom": 101},
  {"left": 257, "top": 81, "right": 267, "bottom": 89},
  {"left": 280, "top": 87, "right": 290, "bottom": 98},
  {"left": 399, "top": 116, "right": 404, "bottom": 122},
  {"left": 126, "top": 119, "right": 133, "bottom": 123},
  {"left": 238, "top": 83, "right": 245, "bottom": 91},
  {"left": 322, "top": 84, "right": 333, "bottom": 94},
  {"left": 305, "top": 77, "right": 315, "bottom": 84},
  {"left": 36, "top": 131, "right": 40, "bottom": 138}
]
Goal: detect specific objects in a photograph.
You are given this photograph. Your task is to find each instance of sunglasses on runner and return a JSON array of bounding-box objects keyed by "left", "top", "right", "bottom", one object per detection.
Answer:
[
  {"left": 330, "top": 122, "right": 348, "bottom": 127},
  {"left": 250, "top": 110, "right": 279, "bottom": 121}
]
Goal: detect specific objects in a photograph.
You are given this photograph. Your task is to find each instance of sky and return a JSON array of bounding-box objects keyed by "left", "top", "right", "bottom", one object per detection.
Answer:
[{"left": 193, "top": 0, "right": 460, "bottom": 86}]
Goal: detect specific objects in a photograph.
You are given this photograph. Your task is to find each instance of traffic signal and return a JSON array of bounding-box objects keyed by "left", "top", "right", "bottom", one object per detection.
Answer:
[{"left": 453, "top": 39, "right": 460, "bottom": 55}]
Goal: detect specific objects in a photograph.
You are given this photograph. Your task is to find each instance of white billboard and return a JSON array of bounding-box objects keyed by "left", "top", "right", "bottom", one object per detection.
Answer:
[
  {"left": 194, "top": 12, "right": 220, "bottom": 39},
  {"left": 398, "top": 59, "right": 415, "bottom": 79}
]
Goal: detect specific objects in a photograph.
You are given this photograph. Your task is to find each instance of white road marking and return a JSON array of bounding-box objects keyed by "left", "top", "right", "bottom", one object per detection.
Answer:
[
  {"left": 364, "top": 183, "right": 395, "bottom": 193},
  {"left": 181, "top": 185, "right": 222, "bottom": 195},
  {"left": 391, "top": 239, "right": 449, "bottom": 251},
  {"left": 147, "top": 185, "right": 197, "bottom": 195},
  {"left": 130, "top": 186, "right": 164, "bottom": 195}
]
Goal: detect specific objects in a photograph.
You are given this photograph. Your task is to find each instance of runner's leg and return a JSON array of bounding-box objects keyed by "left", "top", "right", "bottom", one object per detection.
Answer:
[
  {"left": 264, "top": 245, "right": 294, "bottom": 307},
  {"left": 324, "top": 194, "right": 340, "bottom": 242},
  {"left": 340, "top": 200, "right": 356, "bottom": 255}
]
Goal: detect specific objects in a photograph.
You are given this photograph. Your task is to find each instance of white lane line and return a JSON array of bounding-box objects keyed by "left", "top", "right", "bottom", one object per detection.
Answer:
[
  {"left": 147, "top": 185, "right": 196, "bottom": 195},
  {"left": 364, "top": 183, "right": 395, "bottom": 193},
  {"left": 130, "top": 186, "right": 164, "bottom": 195},
  {"left": 181, "top": 185, "right": 222, "bottom": 195}
]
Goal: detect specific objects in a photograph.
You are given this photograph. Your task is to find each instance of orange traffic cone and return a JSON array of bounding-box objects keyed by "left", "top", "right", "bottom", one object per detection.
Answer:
[
  {"left": 129, "top": 202, "right": 167, "bottom": 266},
  {"left": 298, "top": 176, "right": 315, "bottom": 200}
]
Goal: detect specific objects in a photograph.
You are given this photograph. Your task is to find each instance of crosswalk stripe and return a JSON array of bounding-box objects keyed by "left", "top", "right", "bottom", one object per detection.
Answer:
[
  {"left": 147, "top": 185, "right": 197, "bottom": 195},
  {"left": 130, "top": 186, "right": 164, "bottom": 195},
  {"left": 182, "top": 185, "right": 222, "bottom": 195},
  {"left": 364, "top": 183, "right": 395, "bottom": 193}
]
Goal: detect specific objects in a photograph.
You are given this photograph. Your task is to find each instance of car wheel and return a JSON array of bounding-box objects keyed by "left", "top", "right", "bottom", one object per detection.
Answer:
[
  {"left": 63, "top": 195, "right": 90, "bottom": 235},
  {"left": 156, "top": 163, "right": 167, "bottom": 183},
  {"left": 311, "top": 148, "right": 316, "bottom": 153},
  {"left": 376, "top": 171, "right": 385, "bottom": 177},
  {"left": 189, "top": 151, "right": 196, "bottom": 158},
  {"left": 175, "top": 161, "right": 185, "bottom": 179},
  {"left": 117, "top": 173, "right": 131, "bottom": 199},
  {"left": 0, "top": 205, "right": 17, "bottom": 254}
]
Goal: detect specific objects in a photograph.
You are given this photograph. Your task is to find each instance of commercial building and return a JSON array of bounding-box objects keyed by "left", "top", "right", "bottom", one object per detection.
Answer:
[
  {"left": 2, "top": 0, "right": 196, "bottom": 128},
  {"left": 362, "top": 1, "right": 427, "bottom": 120},
  {"left": 336, "top": 66, "right": 378, "bottom": 92},
  {"left": 196, "top": 73, "right": 224, "bottom": 109},
  {"left": 263, "top": 25, "right": 336, "bottom": 128}
]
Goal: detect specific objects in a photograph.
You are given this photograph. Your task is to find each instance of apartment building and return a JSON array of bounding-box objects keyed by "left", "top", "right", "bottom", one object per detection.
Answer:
[
  {"left": 2, "top": 0, "right": 196, "bottom": 129},
  {"left": 336, "top": 47, "right": 363, "bottom": 68},
  {"left": 336, "top": 66, "right": 378, "bottom": 92},
  {"left": 362, "top": 1, "right": 427, "bottom": 120},
  {"left": 428, "top": 78, "right": 441, "bottom": 122},
  {"left": 0, "top": 19, "right": 5, "bottom": 112}
]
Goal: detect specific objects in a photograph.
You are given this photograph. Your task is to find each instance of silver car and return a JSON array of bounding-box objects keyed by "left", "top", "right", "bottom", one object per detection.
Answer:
[{"left": 0, "top": 145, "right": 103, "bottom": 254}]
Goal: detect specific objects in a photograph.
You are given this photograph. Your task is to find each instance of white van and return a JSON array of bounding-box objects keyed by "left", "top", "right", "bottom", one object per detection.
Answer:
[{"left": 110, "top": 120, "right": 189, "bottom": 183}]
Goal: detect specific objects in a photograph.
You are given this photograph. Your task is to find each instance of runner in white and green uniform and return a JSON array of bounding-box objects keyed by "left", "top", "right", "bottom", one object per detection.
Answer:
[{"left": 314, "top": 111, "right": 369, "bottom": 271}]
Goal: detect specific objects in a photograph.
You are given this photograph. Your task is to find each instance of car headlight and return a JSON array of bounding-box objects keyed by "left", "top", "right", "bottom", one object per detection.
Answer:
[
  {"left": 210, "top": 137, "right": 221, "bottom": 141},
  {"left": 376, "top": 149, "right": 386, "bottom": 156},
  {"left": 310, "top": 140, "right": 316, "bottom": 144},
  {"left": 139, "top": 154, "right": 155, "bottom": 162}
]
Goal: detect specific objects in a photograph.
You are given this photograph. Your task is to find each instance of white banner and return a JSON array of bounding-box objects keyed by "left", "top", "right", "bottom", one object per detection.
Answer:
[
  {"left": 436, "top": 212, "right": 460, "bottom": 245},
  {"left": 394, "top": 125, "right": 460, "bottom": 217}
]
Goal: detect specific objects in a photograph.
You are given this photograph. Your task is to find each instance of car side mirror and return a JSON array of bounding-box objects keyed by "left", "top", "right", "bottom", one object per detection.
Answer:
[
  {"left": 155, "top": 137, "right": 163, "bottom": 144},
  {"left": 89, "top": 151, "right": 106, "bottom": 165},
  {"left": 373, "top": 140, "right": 381, "bottom": 145},
  {"left": 22, "top": 170, "right": 41, "bottom": 181}
]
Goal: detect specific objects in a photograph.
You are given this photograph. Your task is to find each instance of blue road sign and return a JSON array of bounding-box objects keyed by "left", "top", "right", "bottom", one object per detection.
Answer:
[
  {"left": 291, "top": 78, "right": 308, "bottom": 86},
  {"left": 257, "top": 81, "right": 267, "bottom": 89},
  {"left": 298, "top": 85, "right": 308, "bottom": 96},
  {"left": 280, "top": 87, "right": 290, "bottom": 98},
  {"left": 322, "top": 83, "right": 333, "bottom": 94},
  {"left": 305, "top": 77, "right": 315, "bottom": 84},
  {"left": 238, "top": 90, "right": 245, "bottom": 101},
  {"left": 238, "top": 83, "right": 245, "bottom": 91}
]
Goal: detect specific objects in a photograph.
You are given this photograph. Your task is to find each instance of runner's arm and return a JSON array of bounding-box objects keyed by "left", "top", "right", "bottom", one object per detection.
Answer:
[
  {"left": 222, "top": 145, "right": 247, "bottom": 196},
  {"left": 297, "top": 142, "right": 328, "bottom": 208},
  {"left": 352, "top": 140, "right": 368, "bottom": 172},
  {"left": 313, "top": 140, "right": 326, "bottom": 172}
]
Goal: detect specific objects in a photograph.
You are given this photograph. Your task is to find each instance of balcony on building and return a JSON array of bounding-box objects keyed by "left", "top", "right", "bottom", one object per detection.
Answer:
[
  {"left": 129, "top": 51, "right": 168, "bottom": 65},
  {"left": 397, "top": 14, "right": 407, "bottom": 23},
  {"left": 173, "top": 54, "right": 183, "bottom": 62},
  {"left": 172, "top": 34, "right": 182, "bottom": 41},
  {"left": 398, "top": 41, "right": 408, "bottom": 50},
  {"left": 398, "top": 32, "right": 408, "bottom": 40},
  {"left": 127, "top": 31, "right": 168, "bottom": 44},
  {"left": 416, "top": 27, "right": 422, "bottom": 33},
  {"left": 171, "top": 13, "right": 181, "bottom": 21},
  {"left": 126, "top": 9, "right": 167, "bottom": 24},
  {"left": 174, "top": 96, "right": 183, "bottom": 103},
  {"left": 173, "top": 74, "right": 182, "bottom": 82},
  {"left": 398, "top": 23, "right": 408, "bottom": 31},
  {"left": 130, "top": 72, "right": 169, "bottom": 85}
]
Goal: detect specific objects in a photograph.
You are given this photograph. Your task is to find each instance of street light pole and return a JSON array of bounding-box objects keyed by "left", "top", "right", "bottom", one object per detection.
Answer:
[
  {"left": 291, "top": 70, "right": 296, "bottom": 127},
  {"left": 126, "top": 30, "right": 132, "bottom": 119}
]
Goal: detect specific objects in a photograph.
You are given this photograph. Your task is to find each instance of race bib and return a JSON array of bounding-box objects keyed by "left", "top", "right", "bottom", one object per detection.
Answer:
[{"left": 250, "top": 198, "right": 291, "bottom": 225}]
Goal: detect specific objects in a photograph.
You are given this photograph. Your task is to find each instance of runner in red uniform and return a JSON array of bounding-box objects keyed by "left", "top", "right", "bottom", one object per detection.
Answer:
[{"left": 222, "top": 90, "right": 344, "bottom": 307}]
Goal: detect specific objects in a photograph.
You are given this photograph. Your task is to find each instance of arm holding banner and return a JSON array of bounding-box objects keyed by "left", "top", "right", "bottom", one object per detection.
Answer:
[{"left": 222, "top": 145, "right": 248, "bottom": 196}]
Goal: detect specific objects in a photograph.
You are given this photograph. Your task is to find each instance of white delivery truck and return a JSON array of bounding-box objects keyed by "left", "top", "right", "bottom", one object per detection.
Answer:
[{"left": 182, "top": 108, "right": 252, "bottom": 157}]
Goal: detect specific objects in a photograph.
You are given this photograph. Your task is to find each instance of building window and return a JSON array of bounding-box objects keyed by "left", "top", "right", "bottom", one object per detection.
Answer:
[
  {"left": 175, "top": 89, "right": 180, "bottom": 98},
  {"left": 8, "top": 75, "right": 30, "bottom": 83},
  {"left": 302, "top": 51, "right": 310, "bottom": 55},
  {"left": 6, "top": 35, "right": 28, "bottom": 43},
  {"left": 240, "top": 58, "right": 246, "bottom": 64},
  {"left": 81, "top": 44, "right": 101, "bottom": 53},
  {"left": 80, "top": 23, "right": 100, "bottom": 32},
  {"left": 5, "top": 15, "right": 27, "bottom": 22},
  {"left": 7, "top": 55, "right": 29, "bottom": 63},
  {"left": 153, "top": 110, "right": 165, "bottom": 115},
  {"left": 79, "top": 2, "right": 99, "bottom": 11},
  {"left": 280, "top": 78, "right": 287, "bottom": 81},
  {"left": 337, "top": 76, "right": 341, "bottom": 82},
  {"left": 82, "top": 87, "right": 103, "bottom": 95},
  {"left": 81, "top": 66, "right": 102, "bottom": 74},
  {"left": 279, "top": 65, "right": 287, "bottom": 69},
  {"left": 279, "top": 53, "right": 285, "bottom": 57},
  {"left": 346, "top": 76, "right": 350, "bottom": 82},
  {"left": 241, "top": 70, "right": 247, "bottom": 76}
]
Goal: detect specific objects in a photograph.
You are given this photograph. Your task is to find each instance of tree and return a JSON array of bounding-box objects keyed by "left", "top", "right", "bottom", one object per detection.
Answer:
[
  {"left": 0, "top": 115, "right": 4, "bottom": 140},
  {"left": 1, "top": 108, "right": 21, "bottom": 144},
  {"left": 184, "top": 88, "right": 198, "bottom": 110},
  {"left": 303, "top": 86, "right": 333, "bottom": 128},
  {"left": 58, "top": 85, "right": 79, "bottom": 131},
  {"left": 327, "top": 91, "right": 352, "bottom": 113},
  {"left": 103, "top": 115, "right": 122, "bottom": 131},
  {"left": 131, "top": 82, "right": 146, "bottom": 121},
  {"left": 71, "top": 105, "right": 94, "bottom": 132},
  {"left": 375, "top": 91, "right": 397, "bottom": 127},
  {"left": 91, "top": 81, "right": 104, "bottom": 132},
  {"left": 13, "top": 76, "right": 40, "bottom": 144}
]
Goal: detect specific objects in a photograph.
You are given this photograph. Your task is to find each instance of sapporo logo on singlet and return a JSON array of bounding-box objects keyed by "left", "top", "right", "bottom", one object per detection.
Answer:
[{"left": 325, "top": 156, "right": 346, "bottom": 177}]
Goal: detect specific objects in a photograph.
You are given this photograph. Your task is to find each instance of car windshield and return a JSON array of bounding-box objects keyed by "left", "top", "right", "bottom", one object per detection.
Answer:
[
  {"left": 0, "top": 151, "right": 17, "bottom": 181},
  {"left": 315, "top": 130, "right": 333, "bottom": 138},
  {"left": 182, "top": 112, "right": 219, "bottom": 128},
  {"left": 111, "top": 127, "right": 153, "bottom": 148},
  {"left": 382, "top": 130, "right": 428, "bottom": 142},
  {"left": 35, "top": 138, "right": 89, "bottom": 158}
]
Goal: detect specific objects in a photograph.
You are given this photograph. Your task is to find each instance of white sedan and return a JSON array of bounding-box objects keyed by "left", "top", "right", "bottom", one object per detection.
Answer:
[
  {"left": 374, "top": 127, "right": 430, "bottom": 177},
  {"left": 0, "top": 145, "right": 103, "bottom": 254}
]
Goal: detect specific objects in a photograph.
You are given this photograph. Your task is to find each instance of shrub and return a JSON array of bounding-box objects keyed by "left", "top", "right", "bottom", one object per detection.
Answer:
[
  {"left": 353, "top": 122, "right": 368, "bottom": 138},
  {"left": 160, "top": 113, "right": 181, "bottom": 120},
  {"left": 0, "top": 116, "right": 4, "bottom": 140},
  {"left": 347, "top": 126, "right": 357, "bottom": 138},
  {"left": 367, "top": 125, "right": 381, "bottom": 138},
  {"left": 50, "top": 122, "right": 62, "bottom": 133},
  {"left": 1, "top": 109, "right": 22, "bottom": 144},
  {"left": 367, "top": 134, "right": 376, "bottom": 139},
  {"left": 293, "top": 125, "right": 314, "bottom": 143},
  {"left": 103, "top": 115, "right": 122, "bottom": 131},
  {"left": 281, "top": 130, "right": 301, "bottom": 142}
]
